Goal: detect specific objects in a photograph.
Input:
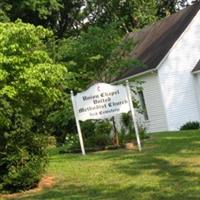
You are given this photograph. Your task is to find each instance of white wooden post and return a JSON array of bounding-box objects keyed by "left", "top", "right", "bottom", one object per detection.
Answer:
[
  {"left": 125, "top": 80, "right": 142, "bottom": 151},
  {"left": 70, "top": 90, "right": 86, "bottom": 155}
]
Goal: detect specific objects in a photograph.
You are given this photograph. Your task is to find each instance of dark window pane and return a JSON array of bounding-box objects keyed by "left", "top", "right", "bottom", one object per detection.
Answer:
[{"left": 138, "top": 91, "right": 149, "bottom": 120}]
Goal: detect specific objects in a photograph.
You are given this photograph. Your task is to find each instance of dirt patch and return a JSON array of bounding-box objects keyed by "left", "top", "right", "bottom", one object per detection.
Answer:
[
  {"left": 0, "top": 176, "right": 55, "bottom": 199},
  {"left": 38, "top": 176, "right": 54, "bottom": 189}
]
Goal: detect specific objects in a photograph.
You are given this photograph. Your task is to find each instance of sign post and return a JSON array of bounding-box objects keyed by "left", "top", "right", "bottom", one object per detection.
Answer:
[
  {"left": 70, "top": 90, "right": 86, "bottom": 155},
  {"left": 71, "top": 82, "right": 142, "bottom": 155},
  {"left": 125, "top": 80, "right": 142, "bottom": 151}
]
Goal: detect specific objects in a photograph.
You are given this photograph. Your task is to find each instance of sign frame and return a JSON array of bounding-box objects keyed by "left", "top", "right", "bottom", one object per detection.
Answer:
[{"left": 70, "top": 80, "right": 142, "bottom": 155}]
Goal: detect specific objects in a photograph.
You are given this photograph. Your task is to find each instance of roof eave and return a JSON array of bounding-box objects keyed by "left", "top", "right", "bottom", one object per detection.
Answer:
[
  {"left": 192, "top": 70, "right": 200, "bottom": 74},
  {"left": 112, "top": 68, "right": 157, "bottom": 84}
]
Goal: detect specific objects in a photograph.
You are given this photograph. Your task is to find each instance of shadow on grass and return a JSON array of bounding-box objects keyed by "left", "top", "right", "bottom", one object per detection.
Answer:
[
  {"left": 14, "top": 176, "right": 200, "bottom": 200},
  {"left": 12, "top": 131, "right": 200, "bottom": 200}
]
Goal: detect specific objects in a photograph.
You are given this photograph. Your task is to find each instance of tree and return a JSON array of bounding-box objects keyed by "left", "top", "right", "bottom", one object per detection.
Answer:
[
  {"left": 83, "top": 0, "right": 158, "bottom": 32},
  {"left": 0, "top": 0, "right": 158, "bottom": 36},
  {"left": 55, "top": 23, "right": 141, "bottom": 89},
  {"left": 54, "top": 23, "right": 142, "bottom": 146},
  {"left": 1, "top": 0, "right": 199, "bottom": 38},
  {"left": 156, "top": 0, "right": 200, "bottom": 18},
  {"left": 0, "top": 21, "right": 71, "bottom": 192},
  {"left": 84, "top": 0, "right": 200, "bottom": 32},
  {"left": 0, "top": 0, "right": 85, "bottom": 38}
]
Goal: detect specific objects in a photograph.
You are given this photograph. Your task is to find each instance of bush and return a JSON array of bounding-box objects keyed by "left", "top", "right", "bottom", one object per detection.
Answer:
[
  {"left": 48, "top": 136, "right": 57, "bottom": 147},
  {"left": 85, "top": 121, "right": 112, "bottom": 148},
  {"left": 0, "top": 131, "right": 48, "bottom": 193},
  {"left": 119, "top": 130, "right": 136, "bottom": 144},
  {"left": 120, "top": 113, "right": 148, "bottom": 144},
  {"left": 2, "top": 155, "right": 46, "bottom": 192},
  {"left": 63, "top": 121, "right": 112, "bottom": 152},
  {"left": 86, "top": 133, "right": 112, "bottom": 148},
  {"left": 138, "top": 125, "right": 149, "bottom": 140},
  {"left": 180, "top": 121, "right": 200, "bottom": 131},
  {"left": 81, "top": 120, "right": 96, "bottom": 138},
  {"left": 64, "top": 134, "right": 80, "bottom": 150},
  {"left": 0, "top": 22, "right": 69, "bottom": 193},
  {"left": 121, "top": 113, "right": 133, "bottom": 134},
  {"left": 94, "top": 121, "right": 112, "bottom": 136}
]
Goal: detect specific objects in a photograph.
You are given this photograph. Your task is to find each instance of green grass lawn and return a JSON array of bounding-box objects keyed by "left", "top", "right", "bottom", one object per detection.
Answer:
[{"left": 2, "top": 130, "right": 200, "bottom": 200}]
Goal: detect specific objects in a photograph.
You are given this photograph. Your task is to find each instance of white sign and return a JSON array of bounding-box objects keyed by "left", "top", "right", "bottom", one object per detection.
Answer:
[
  {"left": 71, "top": 81, "right": 142, "bottom": 155},
  {"left": 74, "top": 83, "right": 130, "bottom": 121}
]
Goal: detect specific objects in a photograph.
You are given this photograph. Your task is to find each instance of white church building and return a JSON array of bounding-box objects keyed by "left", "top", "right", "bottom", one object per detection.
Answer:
[{"left": 116, "top": 4, "right": 200, "bottom": 133}]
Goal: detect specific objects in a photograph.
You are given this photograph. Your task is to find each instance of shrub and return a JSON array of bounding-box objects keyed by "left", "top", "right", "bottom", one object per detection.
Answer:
[
  {"left": 180, "top": 121, "right": 200, "bottom": 131},
  {"left": 121, "top": 113, "right": 133, "bottom": 134},
  {"left": 119, "top": 131, "right": 136, "bottom": 144},
  {"left": 64, "top": 134, "right": 80, "bottom": 150},
  {"left": 0, "top": 131, "right": 48, "bottom": 193},
  {"left": 0, "top": 21, "right": 69, "bottom": 193},
  {"left": 94, "top": 121, "right": 112, "bottom": 136},
  {"left": 48, "top": 136, "right": 57, "bottom": 147},
  {"left": 86, "top": 133, "right": 112, "bottom": 148},
  {"left": 120, "top": 113, "right": 148, "bottom": 143},
  {"left": 2, "top": 155, "right": 46, "bottom": 192},
  {"left": 81, "top": 120, "right": 96, "bottom": 138},
  {"left": 63, "top": 121, "right": 112, "bottom": 152},
  {"left": 84, "top": 120, "right": 112, "bottom": 148}
]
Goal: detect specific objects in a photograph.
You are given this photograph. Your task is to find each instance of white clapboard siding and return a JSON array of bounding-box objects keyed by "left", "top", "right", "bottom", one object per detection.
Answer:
[
  {"left": 194, "top": 73, "right": 200, "bottom": 113},
  {"left": 133, "top": 73, "right": 168, "bottom": 133},
  {"left": 158, "top": 10, "right": 200, "bottom": 130},
  {"left": 198, "top": 73, "right": 200, "bottom": 89}
]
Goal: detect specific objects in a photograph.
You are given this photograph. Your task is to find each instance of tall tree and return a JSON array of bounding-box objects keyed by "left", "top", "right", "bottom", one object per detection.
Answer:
[
  {"left": 55, "top": 22, "right": 143, "bottom": 92},
  {"left": 0, "top": 0, "right": 85, "bottom": 38},
  {"left": 0, "top": 21, "right": 72, "bottom": 192},
  {"left": 157, "top": 0, "right": 200, "bottom": 18},
  {"left": 1, "top": 0, "right": 198, "bottom": 37},
  {"left": 83, "top": 0, "right": 158, "bottom": 32}
]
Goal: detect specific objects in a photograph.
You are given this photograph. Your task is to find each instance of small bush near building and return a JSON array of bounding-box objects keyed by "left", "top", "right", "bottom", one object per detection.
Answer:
[
  {"left": 119, "top": 131, "right": 136, "bottom": 145},
  {"left": 120, "top": 113, "right": 149, "bottom": 142},
  {"left": 180, "top": 121, "right": 200, "bottom": 130}
]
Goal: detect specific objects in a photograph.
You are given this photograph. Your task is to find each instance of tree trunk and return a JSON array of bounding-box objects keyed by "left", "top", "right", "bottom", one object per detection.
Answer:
[{"left": 112, "top": 117, "right": 119, "bottom": 146}]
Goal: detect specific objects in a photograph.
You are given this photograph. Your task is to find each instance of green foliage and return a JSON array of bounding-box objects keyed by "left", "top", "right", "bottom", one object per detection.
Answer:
[
  {"left": 180, "top": 121, "right": 200, "bottom": 131},
  {"left": 121, "top": 113, "right": 135, "bottom": 135},
  {"left": 1, "top": 0, "right": 85, "bottom": 38},
  {"left": 86, "top": 133, "right": 112, "bottom": 148},
  {"left": 81, "top": 120, "right": 96, "bottom": 138},
  {"left": 94, "top": 121, "right": 112, "bottom": 136},
  {"left": 83, "top": 0, "right": 158, "bottom": 32},
  {"left": 120, "top": 112, "right": 148, "bottom": 144},
  {"left": 64, "top": 121, "right": 112, "bottom": 152},
  {"left": 1, "top": 0, "right": 197, "bottom": 38},
  {"left": 0, "top": 21, "right": 71, "bottom": 193},
  {"left": 84, "top": 0, "right": 199, "bottom": 32},
  {"left": 56, "top": 23, "right": 139, "bottom": 88},
  {"left": 1, "top": 133, "right": 48, "bottom": 192},
  {"left": 5, "top": 130, "right": 200, "bottom": 200},
  {"left": 46, "top": 103, "right": 75, "bottom": 145},
  {"left": 85, "top": 121, "right": 112, "bottom": 148},
  {"left": 64, "top": 134, "right": 80, "bottom": 151},
  {"left": 119, "top": 131, "right": 136, "bottom": 144},
  {"left": 47, "top": 136, "right": 57, "bottom": 147}
]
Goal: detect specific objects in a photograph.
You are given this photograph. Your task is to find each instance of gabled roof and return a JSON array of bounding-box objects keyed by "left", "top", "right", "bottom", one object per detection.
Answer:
[
  {"left": 192, "top": 60, "right": 200, "bottom": 73},
  {"left": 117, "top": 3, "right": 200, "bottom": 81}
]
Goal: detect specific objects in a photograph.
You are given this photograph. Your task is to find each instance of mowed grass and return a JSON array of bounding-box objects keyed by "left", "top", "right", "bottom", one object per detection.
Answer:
[{"left": 2, "top": 130, "right": 200, "bottom": 200}]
